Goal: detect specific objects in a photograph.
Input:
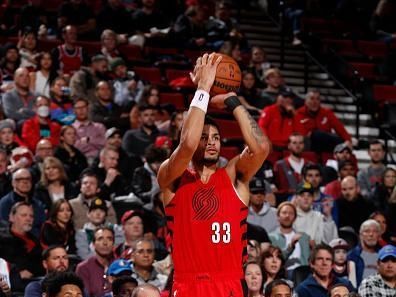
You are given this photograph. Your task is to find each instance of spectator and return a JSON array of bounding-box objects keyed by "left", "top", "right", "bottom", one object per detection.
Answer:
[
  {"left": 111, "top": 58, "right": 145, "bottom": 108},
  {"left": 41, "top": 271, "right": 84, "bottom": 297},
  {"left": 324, "top": 160, "right": 357, "bottom": 200},
  {"left": 30, "top": 139, "right": 54, "bottom": 183},
  {"left": 115, "top": 210, "right": 145, "bottom": 257},
  {"left": 0, "top": 119, "right": 22, "bottom": 156},
  {"left": 274, "top": 133, "right": 308, "bottom": 195},
  {"left": 17, "top": 27, "right": 38, "bottom": 70},
  {"left": 284, "top": 0, "right": 304, "bottom": 46},
  {"left": 167, "top": 111, "right": 184, "bottom": 149},
  {"left": 24, "top": 245, "right": 69, "bottom": 297},
  {"left": 122, "top": 104, "right": 160, "bottom": 158},
  {"left": 323, "top": 143, "right": 356, "bottom": 185},
  {"left": 40, "top": 199, "right": 76, "bottom": 253},
  {"left": 7, "top": 146, "right": 35, "bottom": 175},
  {"left": 302, "top": 163, "right": 337, "bottom": 221},
  {"left": 247, "top": 176, "right": 278, "bottom": 233},
  {"left": 48, "top": 77, "right": 75, "bottom": 126},
  {"left": 295, "top": 244, "right": 354, "bottom": 297},
  {"left": 264, "top": 279, "right": 293, "bottom": 297},
  {"left": 358, "top": 244, "right": 396, "bottom": 297},
  {"left": 247, "top": 239, "right": 261, "bottom": 262},
  {"left": 244, "top": 261, "right": 264, "bottom": 297},
  {"left": 258, "top": 87, "right": 297, "bottom": 150},
  {"left": 0, "top": 149, "right": 11, "bottom": 198},
  {"left": 294, "top": 182, "right": 338, "bottom": 244},
  {"left": 348, "top": 219, "right": 382, "bottom": 286},
  {"left": 104, "top": 259, "right": 135, "bottom": 297},
  {"left": 0, "top": 43, "right": 20, "bottom": 88},
  {"left": 130, "top": 145, "right": 168, "bottom": 211},
  {"left": 328, "top": 284, "right": 353, "bottom": 297},
  {"left": 0, "top": 168, "right": 45, "bottom": 237},
  {"left": 90, "top": 146, "right": 128, "bottom": 199},
  {"left": 33, "top": 156, "right": 78, "bottom": 211},
  {"left": 99, "top": 29, "right": 127, "bottom": 63},
  {"left": 370, "top": 168, "right": 396, "bottom": 213},
  {"left": 29, "top": 52, "right": 55, "bottom": 97},
  {"left": 370, "top": 211, "right": 391, "bottom": 247},
  {"left": 54, "top": 125, "right": 88, "bottom": 183},
  {"left": 357, "top": 140, "right": 386, "bottom": 198},
  {"left": 76, "top": 227, "right": 115, "bottom": 297},
  {"left": 269, "top": 202, "right": 310, "bottom": 276},
  {"left": 130, "top": 239, "right": 167, "bottom": 290},
  {"left": 131, "top": 284, "right": 160, "bottom": 297},
  {"left": 70, "top": 55, "right": 109, "bottom": 103},
  {"left": 336, "top": 176, "right": 375, "bottom": 233},
  {"left": 237, "top": 70, "right": 265, "bottom": 112},
  {"left": 21, "top": 96, "right": 61, "bottom": 152},
  {"left": 260, "top": 68, "right": 283, "bottom": 106},
  {"left": 218, "top": 40, "right": 243, "bottom": 68},
  {"left": 131, "top": 0, "right": 171, "bottom": 47},
  {"left": 329, "top": 238, "right": 357, "bottom": 288},
  {"left": 370, "top": 0, "right": 396, "bottom": 42},
  {"left": 51, "top": 25, "right": 89, "bottom": 77},
  {"left": 69, "top": 170, "right": 117, "bottom": 229},
  {"left": 97, "top": 1, "right": 132, "bottom": 35},
  {"left": 90, "top": 81, "right": 129, "bottom": 131},
  {"left": 172, "top": 5, "right": 209, "bottom": 50},
  {"left": 0, "top": 202, "right": 44, "bottom": 292},
  {"left": 75, "top": 197, "right": 123, "bottom": 260},
  {"left": 72, "top": 98, "right": 106, "bottom": 163},
  {"left": 261, "top": 246, "right": 287, "bottom": 290},
  {"left": 248, "top": 46, "right": 272, "bottom": 86},
  {"left": 294, "top": 90, "right": 352, "bottom": 153},
  {"left": 2, "top": 67, "right": 36, "bottom": 121},
  {"left": 111, "top": 276, "right": 139, "bottom": 297},
  {"left": 58, "top": 0, "right": 96, "bottom": 40}
]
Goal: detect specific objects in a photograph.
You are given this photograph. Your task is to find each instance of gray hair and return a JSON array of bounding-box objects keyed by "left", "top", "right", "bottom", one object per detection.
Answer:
[{"left": 359, "top": 219, "right": 381, "bottom": 234}]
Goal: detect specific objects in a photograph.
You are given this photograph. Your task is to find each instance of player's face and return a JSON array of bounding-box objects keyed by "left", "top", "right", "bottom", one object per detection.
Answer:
[{"left": 194, "top": 125, "right": 221, "bottom": 165}]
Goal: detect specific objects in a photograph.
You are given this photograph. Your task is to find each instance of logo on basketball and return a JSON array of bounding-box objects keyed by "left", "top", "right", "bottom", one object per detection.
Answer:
[{"left": 192, "top": 187, "right": 219, "bottom": 220}]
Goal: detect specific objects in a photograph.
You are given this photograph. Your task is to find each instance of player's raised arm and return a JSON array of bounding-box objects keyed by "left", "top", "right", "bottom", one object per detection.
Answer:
[
  {"left": 212, "top": 94, "right": 271, "bottom": 182},
  {"left": 157, "top": 53, "right": 222, "bottom": 189}
]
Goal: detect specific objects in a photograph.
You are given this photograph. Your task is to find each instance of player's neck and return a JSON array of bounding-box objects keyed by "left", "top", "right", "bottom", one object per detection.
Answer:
[{"left": 193, "top": 163, "right": 217, "bottom": 184}]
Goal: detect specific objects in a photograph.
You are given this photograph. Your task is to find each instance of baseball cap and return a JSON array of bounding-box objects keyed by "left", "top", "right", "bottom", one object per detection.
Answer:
[
  {"left": 264, "top": 68, "right": 280, "bottom": 79},
  {"left": 378, "top": 244, "right": 396, "bottom": 261},
  {"left": 110, "top": 57, "right": 126, "bottom": 71},
  {"left": 249, "top": 177, "right": 266, "bottom": 193},
  {"left": 0, "top": 119, "right": 15, "bottom": 132},
  {"left": 121, "top": 210, "right": 144, "bottom": 225},
  {"left": 89, "top": 198, "right": 108, "bottom": 212},
  {"left": 91, "top": 54, "right": 107, "bottom": 63},
  {"left": 154, "top": 136, "right": 172, "bottom": 148},
  {"left": 329, "top": 238, "right": 349, "bottom": 250},
  {"left": 105, "top": 127, "right": 121, "bottom": 140},
  {"left": 334, "top": 143, "right": 352, "bottom": 154},
  {"left": 107, "top": 259, "right": 133, "bottom": 276},
  {"left": 295, "top": 182, "right": 314, "bottom": 195},
  {"left": 278, "top": 86, "right": 294, "bottom": 98}
]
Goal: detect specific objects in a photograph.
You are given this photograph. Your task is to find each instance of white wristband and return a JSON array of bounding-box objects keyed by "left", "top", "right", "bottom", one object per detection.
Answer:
[{"left": 190, "top": 90, "right": 210, "bottom": 113}]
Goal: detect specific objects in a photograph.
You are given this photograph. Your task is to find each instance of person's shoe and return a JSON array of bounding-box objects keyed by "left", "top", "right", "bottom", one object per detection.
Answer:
[{"left": 292, "top": 37, "right": 302, "bottom": 46}]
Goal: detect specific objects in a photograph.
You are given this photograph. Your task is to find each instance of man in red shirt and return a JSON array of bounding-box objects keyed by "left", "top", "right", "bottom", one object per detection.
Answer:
[
  {"left": 158, "top": 53, "right": 270, "bottom": 297},
  {"left": 294, "top": 90, "right": 352, "bottom": 153}
]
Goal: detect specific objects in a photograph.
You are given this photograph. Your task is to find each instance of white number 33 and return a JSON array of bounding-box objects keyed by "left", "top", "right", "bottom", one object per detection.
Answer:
[{"left": 211, "top": 222, "right": 231, "bottom": 244}]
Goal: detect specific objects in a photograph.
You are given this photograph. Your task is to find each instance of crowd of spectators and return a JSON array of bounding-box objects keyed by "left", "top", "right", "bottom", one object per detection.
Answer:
[{"left": 0, "top": 1, "right": 395, "bottom": 297}]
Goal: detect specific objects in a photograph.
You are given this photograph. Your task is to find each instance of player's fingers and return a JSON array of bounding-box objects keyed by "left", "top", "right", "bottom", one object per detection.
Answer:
[
  {"left": 201, "top": 53, "right": 209, "bottom": 65},
  {"left": 213, "top": 54, "right": 222, "bottom": 67},
  {"left": 195, "top": 57, "right": 202, "bottom": 66},
  {"left": 207, "top": 52, "right": 216, "bottom": 65}
]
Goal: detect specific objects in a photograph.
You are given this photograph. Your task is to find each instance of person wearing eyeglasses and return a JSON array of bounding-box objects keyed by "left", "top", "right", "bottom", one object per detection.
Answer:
[
  {"left": 130, "top": 239, "right": 167, "bottom": 291},
  {"left": 0, "top": 168, "right": 45, "bottom": 236}
]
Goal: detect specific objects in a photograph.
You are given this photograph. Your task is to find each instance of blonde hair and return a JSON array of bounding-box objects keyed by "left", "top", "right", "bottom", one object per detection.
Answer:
[{"left": 40, "top": 156, "right": 68, "bottom": 186}]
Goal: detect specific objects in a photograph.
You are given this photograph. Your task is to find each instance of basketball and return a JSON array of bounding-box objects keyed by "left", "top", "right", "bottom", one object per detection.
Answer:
[{"left": 210, "top": 54, "right": 242, "bottom": 96}]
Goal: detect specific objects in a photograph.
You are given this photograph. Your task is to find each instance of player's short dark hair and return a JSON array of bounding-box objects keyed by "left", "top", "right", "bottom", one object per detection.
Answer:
[
  {"left": 112, "top": 276, "right": 138, "bottom": 295},
  {"left": 204, "top": 116, "right": 220, "bottom": 133},
  {"left": 41, "top": 271, "right": 84, "bottom": 297},
  {"left": 302, "top": 163, "right": 322, "bottom": 179},
  {"left": 42, "top": 245, "right": 67, "bottom": 261},
  {"left": 264, "top": 279, "right": 292, "bottom": 297}
]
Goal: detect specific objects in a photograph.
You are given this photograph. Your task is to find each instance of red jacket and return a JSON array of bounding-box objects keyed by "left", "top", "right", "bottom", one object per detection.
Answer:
[
  {"left": 274, "top": 157, "right": 307, "bottom": 194},
  {"left": 258, "top": 104, "right": 297, "bottom": 148},
  {"left": 294, "top": 106, "right": 351, "bottom": 141},
  {"left": 21, "top": 116, "right": 61, "bottom": 152}
]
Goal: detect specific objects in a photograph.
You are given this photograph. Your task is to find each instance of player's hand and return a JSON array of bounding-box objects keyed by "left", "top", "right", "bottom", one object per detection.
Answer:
[
  {"left": 210, "top": 92, "right": 237, "bottom": 109},
  {"left": 190, "top": 53, "right": 222, "bottom": 92}
]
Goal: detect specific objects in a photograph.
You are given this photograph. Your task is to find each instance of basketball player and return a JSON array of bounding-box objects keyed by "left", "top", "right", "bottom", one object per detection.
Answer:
[{"left": 157, "top": 53, "right": 271, "bottom": 297}]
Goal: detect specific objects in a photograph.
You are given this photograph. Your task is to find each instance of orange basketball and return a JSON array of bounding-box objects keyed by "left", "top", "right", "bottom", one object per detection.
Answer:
[{"left": 210, "top": 54, "right": 242, "bottom": 96}]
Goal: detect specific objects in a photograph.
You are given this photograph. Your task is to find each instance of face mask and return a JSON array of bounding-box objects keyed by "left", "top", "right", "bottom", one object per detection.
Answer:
[{"left": 37, "top": 106, "right": 50, "bottom": 118}]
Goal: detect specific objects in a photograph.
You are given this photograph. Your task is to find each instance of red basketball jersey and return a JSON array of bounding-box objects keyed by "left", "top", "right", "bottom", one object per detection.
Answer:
[
  {"left": 58, "top": 45, "right": 83, "bottom": 75},
  {"left": 165, "top": 168, "right": 248, "bottom": 276}
]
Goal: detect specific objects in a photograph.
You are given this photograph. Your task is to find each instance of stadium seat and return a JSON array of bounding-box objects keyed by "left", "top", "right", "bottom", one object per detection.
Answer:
[
  {"left": 292, "top": 266, "right": 311, "bottom": 287},
  {"left": 76, "top": 41, "right": 101, "bottom": 55},
  {"left": 159, "top": 92, "right": 186, "bottom": 110},
  {"left": 213, "top": 118, "right": 243, "bottom": 141},
  {"left": 372, "top": 84, "right": 396, "bottom": 106},
  {"left": 165, "top": 69, "right": 191, "bottom": 82},
  {"left": 145, "top": 46, "right": 179, "bottom": 57},
  {"left": 348, "top": 62, "right": 378, "bottom": 80},
  {"left": 357, "top": 40, "right": 388, "bottom": 60},
  {"left": 339, "top": 226, "right": 359, "bottom": 249},
  {"left": 133, "top": 66, "right": 164, "bottom": 86},
  {"left": 323, "top": 39, "right": 361, "bottom": 58},
  {"left": 118, "top": 44, "right": 143, "bottom": 62}
]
